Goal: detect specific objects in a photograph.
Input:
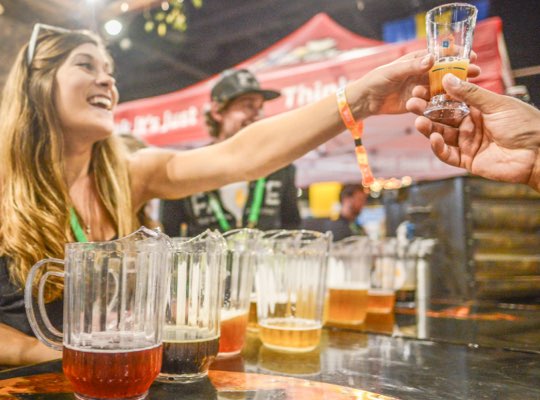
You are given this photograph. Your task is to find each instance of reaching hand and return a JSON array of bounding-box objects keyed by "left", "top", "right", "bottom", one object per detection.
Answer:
[
  {"left": 350, "top": 50, "right": 480, "bottom": 118},
  {"left": 407, "top": 74, "right": 540, "bottom": 191}
]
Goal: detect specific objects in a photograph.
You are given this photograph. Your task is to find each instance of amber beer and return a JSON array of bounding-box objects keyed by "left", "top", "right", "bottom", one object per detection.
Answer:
[
  {"left": 327, "top": 284, "right": 369, "bottom": 325},
  {"left": 259, "top": 318, "right": 321, "bottom": 352},
  {"left": 429, "top": 58, "right": 470, "bottom": 97},
  {"left": 63, "top": 343, "right": 162, "bottom": 399},
  {"left": 247, "top": 297, "right": 258, "bottom": 331},
  {"left": 159, "top": 327, "right": 219, "bottom": 381},
  {"left": 367, "top": 289, "right": 396, "bottom": 314},
  {"left": 219, "top": 309, "right": 249, "bottom": 355},
  {"left": 365, "top": 310, "right": 395, "bottom": 333}
]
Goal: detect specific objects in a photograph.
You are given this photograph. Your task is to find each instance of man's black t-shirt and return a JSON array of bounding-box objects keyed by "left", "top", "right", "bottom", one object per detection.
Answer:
[{"left": 160, "top": 165, "right": 301, "bottom": 237}]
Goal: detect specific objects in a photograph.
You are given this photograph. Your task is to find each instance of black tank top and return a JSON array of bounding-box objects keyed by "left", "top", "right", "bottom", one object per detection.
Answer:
[{"left": 0, "top": 256, "right": 63, "bottom": 336}]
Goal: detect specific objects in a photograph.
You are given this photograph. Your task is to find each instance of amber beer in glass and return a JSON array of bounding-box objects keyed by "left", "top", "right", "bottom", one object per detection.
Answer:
[
  {"left": 256, "top": 230, "right": 332, "bottom": 352},
  {"left": 366, "top": 238, "right": 397, "bottom": 333},
  {"left": 63, "top": 341, "right": 162, "bottom": 399},
  {"left": 159, "top": 232, "right": 226, "bottom": 383},
  {"left": 424, "top": 3, "right": 478, "bottom": 125},
  {"left": 326, "top": 236, "right": 371, "bottom": 327},
  {"left": 247, "top": 294, "right": 258, "bottom": 331},
  {"left": 219, "top": 229, "right": 260, "bottom": 356},
  {"left": 25, "top": 228, "right": 170, "bottom": 400}
]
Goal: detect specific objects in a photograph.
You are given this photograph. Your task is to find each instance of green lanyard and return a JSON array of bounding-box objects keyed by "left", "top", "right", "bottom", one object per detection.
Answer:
[
  {"left": 70, "top": 207, "right": 89, "bottom": 243},
  {"left": 208, "top": 178, "right": 266, "bottom": 232}
]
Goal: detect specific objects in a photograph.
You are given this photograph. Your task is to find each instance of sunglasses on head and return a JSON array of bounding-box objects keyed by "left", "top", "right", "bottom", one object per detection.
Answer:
[{"left": 27, "top": 23, "right": 71, "bottom": 66}]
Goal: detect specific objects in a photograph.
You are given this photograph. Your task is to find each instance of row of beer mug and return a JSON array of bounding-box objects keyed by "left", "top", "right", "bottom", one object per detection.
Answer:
[{"left": 25, "top": 227, "right": 407, "bottom": 400}]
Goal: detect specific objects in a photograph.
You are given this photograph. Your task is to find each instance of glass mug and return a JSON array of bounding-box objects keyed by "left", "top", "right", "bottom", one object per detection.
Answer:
[
  {"left": 158, "top": 230, "right": 226, "bottom": 383},
  {"left": 219, "top": 229, "right": 261, "bottom": 356},
  {"left": 326, "top": 236, "right": 371, "bottom": 328},
  {"left": 365, "top": 238, "right": 398, "bottom": 333},
  {"left": 25, "top": 227, "right": 170, "bottom": 400},
  {"left": 256, "top": 230, "right": 332, "bottom": 352}
]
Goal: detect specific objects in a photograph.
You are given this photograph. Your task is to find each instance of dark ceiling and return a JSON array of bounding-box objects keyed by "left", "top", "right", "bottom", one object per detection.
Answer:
[{"left": 1, "top": 0, "right": 539, "bottom": 104}]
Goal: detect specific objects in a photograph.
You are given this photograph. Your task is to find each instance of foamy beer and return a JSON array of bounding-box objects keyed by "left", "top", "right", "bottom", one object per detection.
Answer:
[
  {"left": 158, "top": 231, "right": 226, "bottom": 383},
  {"left": 366, "top": 238, "right": 398, "bottom": 333},
  {"left": 25, "top": 228, "right": 170, "bottom": 400},
  {"left": 326, "top": 236, "right": 371, "bottom": 327},
  {"left": 256, "top": 230, "right": 332, "bottom": 352},
  {"left": 424, "top": 3, "right": 478, "bottom": 125}
]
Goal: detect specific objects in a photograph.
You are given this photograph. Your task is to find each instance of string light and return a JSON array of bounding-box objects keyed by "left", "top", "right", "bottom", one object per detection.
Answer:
[{"left": 144, "top": 0, "right": 203, "bottom": 37}]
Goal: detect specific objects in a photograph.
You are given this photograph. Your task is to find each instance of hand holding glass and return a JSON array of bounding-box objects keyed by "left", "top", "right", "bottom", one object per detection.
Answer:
[{"left": 424, "top": 3, "right": 478, "bottom": 125}]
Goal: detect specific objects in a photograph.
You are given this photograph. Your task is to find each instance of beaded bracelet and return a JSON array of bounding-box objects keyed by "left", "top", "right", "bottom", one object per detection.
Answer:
[{"left": 336, "top": 86, "right": 375, "bottom": 187}]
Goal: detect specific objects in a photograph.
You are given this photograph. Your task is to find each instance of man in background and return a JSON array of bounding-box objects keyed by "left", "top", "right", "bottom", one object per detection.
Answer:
[
  {"left": 323, "top": 184, "right": 368, "bottom": 241},
  {"left": 160, "top": 69, "right": 301, "bottom": 236}
]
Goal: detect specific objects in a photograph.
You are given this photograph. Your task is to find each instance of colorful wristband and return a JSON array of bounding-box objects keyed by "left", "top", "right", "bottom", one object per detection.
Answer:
[{"left": 336, "top": 86, "right": 375, "bottom": 187}]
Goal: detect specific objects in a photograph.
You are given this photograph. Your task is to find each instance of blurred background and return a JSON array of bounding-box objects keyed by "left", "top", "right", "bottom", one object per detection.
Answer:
[{"left": 1, "top": 0, "right": 539, "bottom": 104}]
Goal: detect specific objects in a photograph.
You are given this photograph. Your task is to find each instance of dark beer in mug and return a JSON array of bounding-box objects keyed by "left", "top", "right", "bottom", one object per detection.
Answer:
[
  {"left": 63, "top": 343, "right": 162, "bottom": 400},
  {"left": 159, "top": 327, "right": 220, "bottom": 382}
]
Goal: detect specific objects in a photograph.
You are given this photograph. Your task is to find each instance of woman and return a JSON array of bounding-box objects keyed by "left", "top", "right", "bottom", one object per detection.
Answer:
[{"left": 0, "top": 26, "right": 478, "bottom": 365}]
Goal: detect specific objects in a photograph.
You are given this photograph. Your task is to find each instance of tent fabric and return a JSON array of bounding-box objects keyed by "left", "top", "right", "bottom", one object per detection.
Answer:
[{"left": 114, "top": 14, "right": 510, "bottom": 185}]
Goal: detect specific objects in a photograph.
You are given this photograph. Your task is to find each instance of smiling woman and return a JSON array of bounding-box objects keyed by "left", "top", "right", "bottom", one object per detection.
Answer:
[
  {"left": 0, "top": 22, "right": 461, "bottom": 366},
  {"left": 0, "top": 26, "right": 137, "bottom": 365}
]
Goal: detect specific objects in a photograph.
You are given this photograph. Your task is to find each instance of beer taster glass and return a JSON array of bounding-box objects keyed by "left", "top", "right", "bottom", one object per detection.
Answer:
[
  {"left": 326, "top": 236, "right": 371, "bottom": 327},
  {"left": 256, "top": 230, "right": 332, "bottom": 352},
  {"left": 158, "top": 231, "right": 226, "bottom": 383},
  {"left": 25, "top": 227, "right": 170, "bottom": 400},
  {"left": 366, "top": 238, "right": 398, "bottom": 333},
  {"left": 424, "top": 3, "right": 478, "bottom": 125},
  {"left": 219, "top": 229, "right": 261, "bottom": 356}
]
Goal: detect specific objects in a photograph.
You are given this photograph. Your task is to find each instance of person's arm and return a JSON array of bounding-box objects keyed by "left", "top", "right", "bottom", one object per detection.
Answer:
[
  {"left": 0, "top": 323, "right": 61, "bottom": 366},
  {"left": 129, "top": 52, "right": 480, "bottom": 207},
  {"left": 407, "top": 74, "right": 540, "bottom": 191}
]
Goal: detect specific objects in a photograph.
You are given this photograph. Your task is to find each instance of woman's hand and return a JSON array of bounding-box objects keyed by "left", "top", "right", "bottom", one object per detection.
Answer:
[{"left": 348, "top": 50, "right": 480, "bottom": 119}]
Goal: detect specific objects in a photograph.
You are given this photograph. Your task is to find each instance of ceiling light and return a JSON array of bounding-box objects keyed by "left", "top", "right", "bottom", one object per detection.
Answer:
[
  {"left": 119, "top": 37, "right": 132, "bottom": 50},
  {"left": 104, "top": 19, "right": 123, "bottom": 36},
  {"left": 120, "top": 2, "right": 129, "bottom": 12}
]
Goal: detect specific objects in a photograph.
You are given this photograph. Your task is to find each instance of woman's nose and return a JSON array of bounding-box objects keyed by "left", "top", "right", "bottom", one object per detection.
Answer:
[{"left": 96, "top": 71, "right": 116, "bottom": 88}]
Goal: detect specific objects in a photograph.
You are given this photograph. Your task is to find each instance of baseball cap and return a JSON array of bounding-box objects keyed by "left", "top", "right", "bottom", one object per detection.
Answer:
[{"left": 211, "top": 69, "right": 280, "bottom": 105}]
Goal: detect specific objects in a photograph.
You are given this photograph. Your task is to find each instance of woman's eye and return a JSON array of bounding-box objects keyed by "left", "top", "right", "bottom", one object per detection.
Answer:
[{"left": 77, "top": 63, "right": 94, "bottom": 70}]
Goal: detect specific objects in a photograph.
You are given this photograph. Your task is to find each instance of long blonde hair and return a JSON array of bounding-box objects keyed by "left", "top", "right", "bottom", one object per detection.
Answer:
[{"left": 0, "top": 28, "right": 138, "bottom": 299}]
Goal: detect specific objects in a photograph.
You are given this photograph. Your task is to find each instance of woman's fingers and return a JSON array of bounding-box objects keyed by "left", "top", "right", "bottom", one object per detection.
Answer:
[
  {"left": 467, "top": 64, "right": 481, "bottom": 78},
  {"left": 411, "top": 86, "right": 430, "bottom": 100},
  {"left": 406, "top": 97, "right": 428, "bottom": 115}
]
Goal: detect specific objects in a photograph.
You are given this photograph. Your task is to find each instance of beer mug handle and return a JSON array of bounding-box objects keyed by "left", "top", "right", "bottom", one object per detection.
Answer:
[{"left": 24, "top": 258, "right": 65, "bottom": 351}]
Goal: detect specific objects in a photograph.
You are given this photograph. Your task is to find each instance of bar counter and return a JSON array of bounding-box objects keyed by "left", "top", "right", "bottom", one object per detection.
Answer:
[{"left": 1, "top": 322, "right": 539, "bottom": 400}]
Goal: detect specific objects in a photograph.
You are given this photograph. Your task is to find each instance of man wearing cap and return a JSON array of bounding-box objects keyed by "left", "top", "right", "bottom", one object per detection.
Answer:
[{"left": 160, "top": 69, "right": 301, "bottom": 236}]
